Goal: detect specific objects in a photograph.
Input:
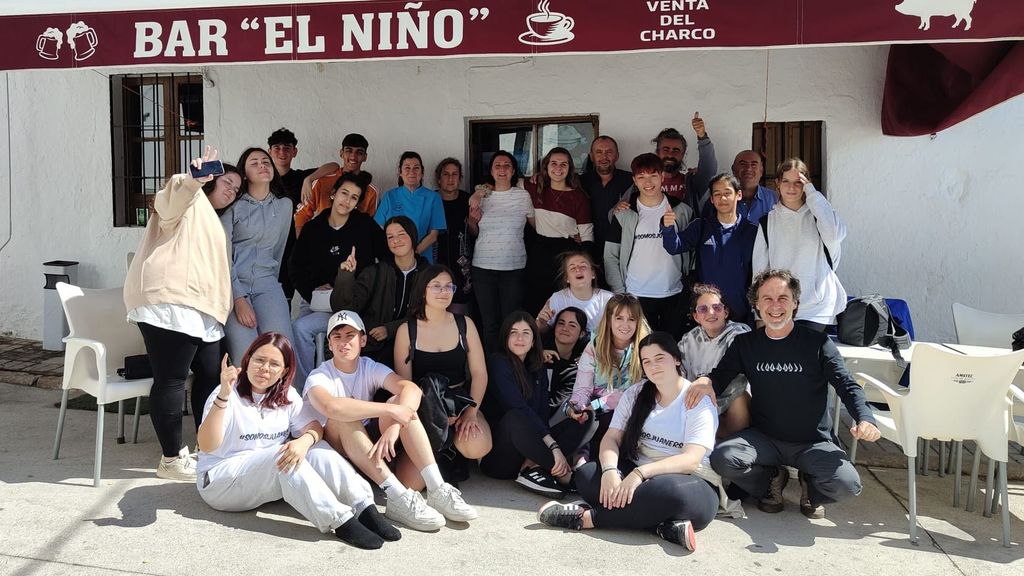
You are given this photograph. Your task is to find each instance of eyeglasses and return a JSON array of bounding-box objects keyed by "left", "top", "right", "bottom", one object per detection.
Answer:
[
  {"left": 427, "top": 283, "right": 457, "bottom": 294},
  {"left": 695, "top": 303, "right": 726, "bottom": 315},
  {"left": 250, "top": 357, "right": 285, "bottom": 372}
]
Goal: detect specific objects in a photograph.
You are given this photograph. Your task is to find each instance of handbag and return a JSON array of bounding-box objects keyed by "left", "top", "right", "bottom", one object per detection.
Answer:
[{"left": 118, "top": 354, "right": 152, "bottom": 379}]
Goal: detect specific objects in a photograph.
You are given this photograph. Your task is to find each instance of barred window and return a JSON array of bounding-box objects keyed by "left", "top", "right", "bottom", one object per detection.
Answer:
[
  {"left": 753, "top": 121, "right": 825, "bottom": 192},
  {"left": 110, "top": 72, "right": 204, "bottom": 227}
]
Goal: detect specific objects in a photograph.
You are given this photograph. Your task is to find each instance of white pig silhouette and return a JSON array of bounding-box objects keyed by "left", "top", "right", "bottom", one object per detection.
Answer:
[{"left": 895, "top": 0, "right": 976, "bottom": 31}]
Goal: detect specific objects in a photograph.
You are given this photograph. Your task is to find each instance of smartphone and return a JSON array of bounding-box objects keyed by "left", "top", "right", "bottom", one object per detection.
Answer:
[{"left": 189, "top": 159, "right": 225, "bottom": 179}]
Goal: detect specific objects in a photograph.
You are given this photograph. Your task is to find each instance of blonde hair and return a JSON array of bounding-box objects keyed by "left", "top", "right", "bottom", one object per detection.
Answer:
[
  {"left": 775, "top": 157, "right": 810, "bottom": 180},
  {"left": 593, "top": 294, "right": 650, "bottom": 385}
]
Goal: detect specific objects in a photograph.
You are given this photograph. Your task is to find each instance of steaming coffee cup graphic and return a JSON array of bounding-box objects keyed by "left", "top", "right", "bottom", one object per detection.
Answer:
[
  {"left": 519, "top": 0, "right": 576, "bottom": 45},
  {"left": 36, "top": 28, "right": 64, "bottom": 61},
  {"left": 67, "top": 22, "right": 98, "bottom": 61}
]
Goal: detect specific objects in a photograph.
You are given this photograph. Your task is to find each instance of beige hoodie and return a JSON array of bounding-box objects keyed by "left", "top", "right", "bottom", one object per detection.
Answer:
[{"left": 124, "top": 174, "right": 232, "bottom": 324}]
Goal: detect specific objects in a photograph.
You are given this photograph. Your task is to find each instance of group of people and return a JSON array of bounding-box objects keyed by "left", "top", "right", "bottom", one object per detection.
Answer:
[{"left": 121, "top": 117, "right": 880, "bottom": 551}]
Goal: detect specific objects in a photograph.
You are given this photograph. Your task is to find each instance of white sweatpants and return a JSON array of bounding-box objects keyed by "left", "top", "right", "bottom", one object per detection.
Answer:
[{"left": 199, "top": 441, "right": 375, "bottom": 533}]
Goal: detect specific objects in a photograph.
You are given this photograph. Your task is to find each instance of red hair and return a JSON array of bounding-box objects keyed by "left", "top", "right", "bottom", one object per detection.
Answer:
[{"left": 235, "top": 332, "right": 296, "bottom": 410}]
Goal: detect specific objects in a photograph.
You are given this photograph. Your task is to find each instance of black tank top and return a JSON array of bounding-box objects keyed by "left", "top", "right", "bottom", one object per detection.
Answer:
[{"left": 408, "top": 315, "right": 469, "bottom": 386}]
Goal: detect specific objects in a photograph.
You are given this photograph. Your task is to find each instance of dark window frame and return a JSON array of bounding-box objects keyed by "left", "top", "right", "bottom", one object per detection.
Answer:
[
  {"left": 467, "top": 115, "right": 599, "bottom": 187},
  {"left": 752, "top": 120, "right": 825, "bottom": 193}
]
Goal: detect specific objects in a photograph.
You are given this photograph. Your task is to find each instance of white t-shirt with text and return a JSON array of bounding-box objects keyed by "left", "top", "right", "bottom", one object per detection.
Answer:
[
  {"left": 609, "top": 380, "right": 718, "bottom": 466},
  {"left": 625, "top": 198, "right": 682, "bottom": 298}
]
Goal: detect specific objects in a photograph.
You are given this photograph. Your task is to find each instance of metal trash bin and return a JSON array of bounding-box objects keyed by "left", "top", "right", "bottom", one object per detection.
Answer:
[{"left": 42, "top": 260, "right": 79, "bottom": 351}]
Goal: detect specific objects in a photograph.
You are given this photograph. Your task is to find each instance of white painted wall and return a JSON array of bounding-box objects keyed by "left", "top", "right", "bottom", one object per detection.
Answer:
[{"left": 1, "top": 46, "right": 1022, "bottom": 343}]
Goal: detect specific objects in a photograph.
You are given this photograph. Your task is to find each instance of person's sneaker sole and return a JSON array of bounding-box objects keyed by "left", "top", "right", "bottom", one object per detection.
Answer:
[
  {"left": 680, "top": 520, "right": 697, "bottom": 551},
  {"left": 515, "top": 474, "right": 566, "bottom": 499},
  {"left": 656, "top": 519, "right": 696, "bottom": 551},
  {"left": 383, "top": 508, "right": 445, "bottom": 531}
]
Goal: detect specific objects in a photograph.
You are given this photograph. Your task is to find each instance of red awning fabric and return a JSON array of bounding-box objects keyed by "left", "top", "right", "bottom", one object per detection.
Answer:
[{"left": 882, "top": 41, "right": 1024, "bottom": 136}]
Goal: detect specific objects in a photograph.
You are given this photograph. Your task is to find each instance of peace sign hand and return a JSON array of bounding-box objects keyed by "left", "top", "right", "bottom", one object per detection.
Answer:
[{"left": 190, "top": 145, "right": 219, "bottom": 184}]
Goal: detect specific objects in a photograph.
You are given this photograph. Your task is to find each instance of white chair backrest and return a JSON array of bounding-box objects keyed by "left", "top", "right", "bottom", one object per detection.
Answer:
[
  {"left": 952, "top": 302, "right": 1024, "bottom": 349},
  {"left": 899, "top": 344, "right": 1024, "bottom": 461},
  {"left": 55, "top": 282, "right": 145, "bottom": 378}
]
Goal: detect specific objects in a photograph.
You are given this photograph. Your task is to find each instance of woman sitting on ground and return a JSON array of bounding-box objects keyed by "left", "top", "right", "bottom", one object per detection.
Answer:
[
  {"left": 479, "top": 312, "right": 580, "bottom": 498},
  {"left": 566, "top": 293, "right": 650, "bottom": 457},
  {"left": 678, "top": 283, "right": 751, "bottom": 438},
  {"left": 196, "top": 332, "right": 400, "bottom": 549},
  {"left": 537, "top": 332, "right": 720, "bottom": 552},
  {"left": 124, "top": 148, "right": 238, "bottom": 481},
  {"left": 393, "top": 264, "right": 493, "bottom": 482},
  {"left": 535, "top": 251, "right": 613, "bottom": 335}
]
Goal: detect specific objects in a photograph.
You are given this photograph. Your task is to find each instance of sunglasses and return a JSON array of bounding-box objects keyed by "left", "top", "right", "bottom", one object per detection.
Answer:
[
  {"left": 427, "top": 283, "right": 457, "bottom": 294},
  {"left": 695, "top": 303, "right": 726, "bottom": 315}
]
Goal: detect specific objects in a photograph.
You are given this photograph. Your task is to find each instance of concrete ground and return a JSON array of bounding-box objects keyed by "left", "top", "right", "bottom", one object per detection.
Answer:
[{"left": 1, "top": 381, "right": 1022, "bottom": 576}]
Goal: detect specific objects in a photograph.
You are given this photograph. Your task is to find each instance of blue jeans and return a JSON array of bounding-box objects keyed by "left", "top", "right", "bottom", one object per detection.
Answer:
[
  {"left": 472, "top": 267, "right": 525, "bottom": 351},
  {"left": 224, "top": 276, "right": 296, "bottom": 369}
]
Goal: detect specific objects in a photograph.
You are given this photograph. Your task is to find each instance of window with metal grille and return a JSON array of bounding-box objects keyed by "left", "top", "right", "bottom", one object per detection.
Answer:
[
  {"left": 752, "top": 121, "right": 825, "bottom": 192},
  {"left": 468, "top": 115, "right": 598, "bottom": 186},
  {"left": 110, "top": 73, "right": 204, "bottom": 227}
]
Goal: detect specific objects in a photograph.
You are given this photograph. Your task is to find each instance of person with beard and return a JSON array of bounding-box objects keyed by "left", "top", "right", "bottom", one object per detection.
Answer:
[
  {"left": 581, "top": 136, "right": 633, "bottom": 283},
  {"left": 685, "top": 269, "right": 881, "bottom": 520},
  {"left": 651, "top": 113, "right": 718, "bottom": 214},
  {"left": 699, "top": 150, "right": 777, "bottom": 224}
]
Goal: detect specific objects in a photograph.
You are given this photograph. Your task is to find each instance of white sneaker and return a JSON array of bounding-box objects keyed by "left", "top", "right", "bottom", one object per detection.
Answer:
[
  {"left": 156, "top": 448, "right": 197, "bottom": 481},
  {"left": 385, "top": 488, "right": 446, "bottom": 531},
  {"left": 427, "top": 483, "right": 478, "bottom": 522}
]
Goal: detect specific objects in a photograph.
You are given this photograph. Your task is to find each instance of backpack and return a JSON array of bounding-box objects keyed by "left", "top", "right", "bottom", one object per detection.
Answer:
[{"left": 838, "top": 295, "right": 912, "bottom": 366}]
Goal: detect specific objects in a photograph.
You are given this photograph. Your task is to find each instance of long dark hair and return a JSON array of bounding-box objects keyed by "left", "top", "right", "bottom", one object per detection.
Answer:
[
  {"left": 498, "top": 311, "right": 544, "bottom": 399},
  {"left": 235, "top": 331, "right": 296, "bottom": 410},
  {"left": 620, "top": 332, "right": 683, "bottom": 462},
  {"left": 201, "top": 163, "right": 241, "bottom": 214},
  {"left": 486, "top": 150, "right": 521, "bottom": 188},
  {"left": 409, "top": 264, "right": 454, "bottom": 321},
  {"left": 237, "top": 147, "right": 286, "bottom": 199}
]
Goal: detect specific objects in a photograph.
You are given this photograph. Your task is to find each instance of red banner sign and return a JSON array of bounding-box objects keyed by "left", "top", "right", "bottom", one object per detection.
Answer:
[{"left": 3, "top": 0, "right": 1022, "bottom": 71}]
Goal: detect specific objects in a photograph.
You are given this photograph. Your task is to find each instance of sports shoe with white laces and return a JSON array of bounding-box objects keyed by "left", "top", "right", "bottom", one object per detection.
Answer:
[
  {"left": 516, "top": 466, "right": 566, "bottom": 498},
  {"left": 156, "top": 447, "right": 197, "bottom": 481},
  {"left": 427, "top": 483, "right": 478, "bottom": 522},
  {"left": 385, "top": 488, "right": 446, "bottom": 531},
  {"left": 537, "top": 500, "right": 590, "bottom": 530},
  {"left": 655, "top": 519, "right": 696, "bottom": 551}
]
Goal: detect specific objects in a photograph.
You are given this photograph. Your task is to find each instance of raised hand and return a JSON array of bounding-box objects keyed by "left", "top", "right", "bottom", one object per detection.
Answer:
[
  {"left": 339, "top": 247, "right": 357, "bottom": 273},
  {"left": 662, "top": 204, "right": 676, "bottom": 228},
  {"left": 190, "top": 145, "right": 219, "bottom": 184},
  {"left": 219, "top": 353, "right": 240, "bottom": 393},
  {"left": 691, "top": 112, "right": 707, "bottom": 139}
]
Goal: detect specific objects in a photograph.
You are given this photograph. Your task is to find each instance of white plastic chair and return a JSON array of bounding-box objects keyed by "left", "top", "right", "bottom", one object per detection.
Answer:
[
  {"left": 52, "top": 282, "right": 153, "bottom": 487},
  {"left": 855, "top": 344, "right": 1024, "bottom": 546},
  {"left": 952, "top": 303, "right": 1024, "bottom": 349}
]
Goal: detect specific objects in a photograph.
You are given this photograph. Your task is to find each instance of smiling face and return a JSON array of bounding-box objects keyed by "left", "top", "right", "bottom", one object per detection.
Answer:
[
  {"left": 590, "top": 138, "right": 618, "bottom": 176},
  {"left": 657, "top": 137, "right": 685, "bottom": 172},
  {"left": 424, "top": 271, "right": 455, "bottom": 310},
  {"left": 506, "top": 320, "right": 535, "bottom": 361},
  {"left": 268, "top": 143, "right": 297, "bottom": 173},
  {"left": 545, "top": 152, "right": 571, "bottom": 185},
  {"left": 732, "top": 151, "right": 763, "bottom": 191},
  {"left": 693, "top": 292, "right": 728, "bottom": 337},
  {"left": 640, "top": 343, "right": 680, "bottom": 384},
  {"left": 756, "top": 277, "right": 798, "bottom": 332},
  {"left": 244, "top": 151, "right": 275, "bottom": 185},
  {"left": 328, "top": 325, "right": 366, "bottom": 364},
  {"left": 564, "top": 254, "right": 596, "bottom": 290},
  {"left": 609, "top": 305, "right": 638, "bottom": 347},
  {"left": 490, "top": 155, "right": 514, "bottom": 189},
  {"left": 553, "top": 310, "right": 583, "bottom": 348},
  {"left": 710, "top": 179, "right": 739, "bottom": 218},
  {"left": 340, "top": 146, "right": 367, "bottom": 174},
  {"left": 633, "top": 169, "right": 664, "bottom": 200},
  {"left": 246, "top": 344, "right": 286, "bottom": 392},
  {"left": 776, "top": 168, "right": 807, "bottom": 209},
  {"left": 399, "top": 157, "right": 423, "bottom": 189},
  {"left": 438, "top": 163, "right": 461, "bottom": 194},
  {"left": 331, "top": 181, "right": 362, "bottom": 217},
  {"left": 385, "top": 222, "right": 414, "bottom": 258},
  {"left": 207, "top": 172, "right": 241, "bottom": 210}
]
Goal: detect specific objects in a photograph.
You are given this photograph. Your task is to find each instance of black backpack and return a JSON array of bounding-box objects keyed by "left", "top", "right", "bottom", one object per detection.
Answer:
[{"left": 838, "top": 295, "right": 911, "bottom": 366}]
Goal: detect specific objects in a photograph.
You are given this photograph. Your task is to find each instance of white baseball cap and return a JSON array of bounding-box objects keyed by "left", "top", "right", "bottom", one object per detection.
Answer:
[{"left": 327, "top": 310, "right": 365, "bottom": 335}]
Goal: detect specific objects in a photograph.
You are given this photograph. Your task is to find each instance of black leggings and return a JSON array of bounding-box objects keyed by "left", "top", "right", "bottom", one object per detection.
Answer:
[
  {"left": 478, "top": 409, "right": 590, "bottom": 480},
  {"left": 138, "top": 322, "right": 221, "bottom": 457},
  {"left": 575, "top": 460, "right": 719, "bottom": 531}
]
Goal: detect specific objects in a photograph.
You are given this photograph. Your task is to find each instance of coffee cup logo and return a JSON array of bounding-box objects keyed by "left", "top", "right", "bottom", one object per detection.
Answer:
[
  {"left": 519, "top": 0, "right": 576, "bottom": 46},
  {"left": 67, "top": 22, "right": 99, "bottom": 61},
  {"left": 36, "top": 28, "right": 64, "bottom": 61},
  {"left": 34, "top": 21, "right": 98, "bottom": 62}
]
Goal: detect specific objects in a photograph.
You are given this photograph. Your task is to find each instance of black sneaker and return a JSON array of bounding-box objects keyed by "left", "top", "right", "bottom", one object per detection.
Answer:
[
  {"left": 537, "top": 501, "right": 590, "bottom": 530},
  {"left": 757, "top": 465, "right": 788, "bottom": 514},
  {"left": 655, "top": 519, "right": 696, "bottom": 551},
  {"left": 516, "top": 466, "right": 566, "bottom": 498}
]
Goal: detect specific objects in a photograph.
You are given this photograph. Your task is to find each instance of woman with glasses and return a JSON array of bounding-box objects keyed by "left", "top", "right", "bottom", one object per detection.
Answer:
[
  {"left": 677, "top": 284, "right": 751, "bottom": 438},
  {"left": 197, "top": 332, "right": 399, "bottom": 549},
  {"left": 393, "top": 264, "right": 492, "bottom": 482},
  {"left": 375, "top": 151, "right": 447, "bottom": 264}
]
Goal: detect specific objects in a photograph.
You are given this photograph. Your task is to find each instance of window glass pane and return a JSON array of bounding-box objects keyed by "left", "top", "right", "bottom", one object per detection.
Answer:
[
  {"left": 178, "top": 81, "right": 204, "bottom": 133},
  {"left": 539, "top": 122, "right": 593, "bottom": 173},
  {"left": 139, "top": 84, "right": 164, "bottom": 139}
]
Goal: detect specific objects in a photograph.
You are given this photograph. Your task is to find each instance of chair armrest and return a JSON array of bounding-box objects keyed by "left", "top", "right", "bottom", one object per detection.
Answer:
[
  {"left": 62, "top": 337, "right": 109, "bottom": 387},
  {"left": 855, "top": 372, "right": 907, "bottom": 406}
]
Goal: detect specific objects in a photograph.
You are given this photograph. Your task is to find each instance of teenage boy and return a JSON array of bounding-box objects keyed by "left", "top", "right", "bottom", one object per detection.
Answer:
[
  {"left": 604, "top": 153, "right": 693, "bottom": 338},
  {"left": 305, "top": 310, "right": 478, "bottom": 531},
  {"left": 295, "top": 133, "right": 379, "bottom": 235}
]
